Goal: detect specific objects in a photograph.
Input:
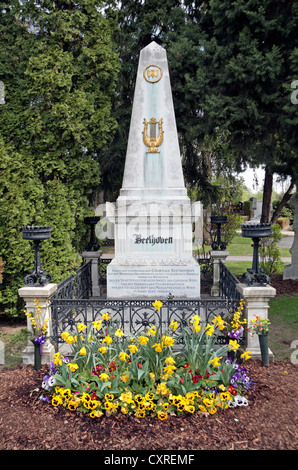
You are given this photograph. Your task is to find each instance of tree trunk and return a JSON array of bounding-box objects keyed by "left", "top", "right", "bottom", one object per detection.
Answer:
[
  {"left": 271, "top": 178, "right": 295, "bottom": 224},
  {"left": 261, "top": 166, "right": 273, "bottom": 223}
]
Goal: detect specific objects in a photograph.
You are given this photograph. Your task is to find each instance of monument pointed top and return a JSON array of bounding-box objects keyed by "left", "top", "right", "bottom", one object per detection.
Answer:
[
  {"left": 143, "top": 41, "right": 164, "bottom": 51},
  {"left": 119, "top": 39, "right": 188, "bottom": 203}
]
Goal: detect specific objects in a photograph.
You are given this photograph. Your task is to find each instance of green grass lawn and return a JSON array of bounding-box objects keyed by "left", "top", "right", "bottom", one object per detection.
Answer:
[
  {"left": 268, "top": 294, "right": 298, "bottom": 361},
  {"left": 0, "top": 327, "right": 28, "bottom": 368},
  {"left": 227, "top": 235, "right": 291, "bottom": 257}
]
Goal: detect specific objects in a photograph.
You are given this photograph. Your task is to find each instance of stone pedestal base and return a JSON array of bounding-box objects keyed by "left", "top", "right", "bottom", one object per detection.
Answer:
[
  {"left": 236, "top": 283, "right": 276, "bottom": 360},
  {"left": 22, "top": 340, "right": 56, "bottom": 366},
  {"left": 18, "top": 283, "right": 57, "bottom": 366}
]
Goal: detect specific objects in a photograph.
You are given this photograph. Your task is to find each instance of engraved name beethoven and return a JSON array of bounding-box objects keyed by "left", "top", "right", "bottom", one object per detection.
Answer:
[{"left": 133, "top": 234, "right": 173, "bottom": 245}]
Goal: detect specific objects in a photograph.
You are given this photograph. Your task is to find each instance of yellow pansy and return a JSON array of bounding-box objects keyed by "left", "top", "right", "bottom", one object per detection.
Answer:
[
  {"left": 67, "top": 363, "right": 79, "bottom": 373},
  {"left": 90, "top": 410, "right": 104, "bottom": 418},
  {"left": 53, "top": 352, "right": 63, "bottom": 366},
  {"left": 99, "top": 372, "right": 109, "bottom": 382}
]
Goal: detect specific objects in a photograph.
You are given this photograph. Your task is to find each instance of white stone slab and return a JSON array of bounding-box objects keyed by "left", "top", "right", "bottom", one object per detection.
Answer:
[{"left": 107, "top": 264, "right": 200, "bottom": 299}]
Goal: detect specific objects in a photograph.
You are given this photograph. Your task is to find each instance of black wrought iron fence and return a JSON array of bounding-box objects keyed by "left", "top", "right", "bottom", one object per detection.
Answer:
[
  {"left": 51, "top": 261, "right": 91, "bottom": 301},
  {"left": 219, "top": 260, "right": 241, "bottom": 301},
  {"left": 50, "top": 257, "right": 243, "bottom": 352}
]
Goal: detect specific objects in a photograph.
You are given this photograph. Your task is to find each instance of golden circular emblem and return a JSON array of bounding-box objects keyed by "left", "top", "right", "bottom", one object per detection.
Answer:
[{"left": 144, "top": 64, "right": 163, "bottom": 83}]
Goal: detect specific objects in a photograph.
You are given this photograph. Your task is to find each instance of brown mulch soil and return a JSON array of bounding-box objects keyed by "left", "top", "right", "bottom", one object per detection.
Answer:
[
  {"left": 0, "top": 360, "right": 297, "bottom": 451},
  {"left": 0, "top": 277, "right": 297, "bottom": 452}
]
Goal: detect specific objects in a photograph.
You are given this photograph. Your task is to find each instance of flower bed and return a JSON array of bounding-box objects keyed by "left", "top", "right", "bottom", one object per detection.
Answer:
[{"left": 40, "top": 301, "right": 254, "bottom": 421}]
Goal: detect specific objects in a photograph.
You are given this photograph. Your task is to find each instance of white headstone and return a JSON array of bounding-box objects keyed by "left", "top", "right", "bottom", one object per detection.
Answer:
[
  {"left": 106, "top": 42, "right": 202, "bottom": 299},
  {"left": 283, "top": 184, "right": 298, "bottom": 280}
]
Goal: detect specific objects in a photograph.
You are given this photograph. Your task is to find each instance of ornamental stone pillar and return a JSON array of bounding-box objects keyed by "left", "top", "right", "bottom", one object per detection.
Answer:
[
  {"left": 210, "top": 250, "right": 229, "bottom": 297},
  {"left": 81, "top": 250, "right": 102, "bottom": 297},
  {"left": 236, "top": 283, "right": 276, "bottom": 361},
  {"left": 19, "top": 283, "right": 57, "bottom": 365}
]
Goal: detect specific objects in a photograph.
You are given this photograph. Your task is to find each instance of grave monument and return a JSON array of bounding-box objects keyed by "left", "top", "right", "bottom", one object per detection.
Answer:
[{"left": 106, "top": 42, "right": 202, "bottom": 299}]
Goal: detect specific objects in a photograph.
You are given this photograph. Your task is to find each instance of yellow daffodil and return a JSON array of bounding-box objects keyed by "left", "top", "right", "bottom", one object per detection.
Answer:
[
  {"left": 240, "top": 350, "right": 252, "bottom": 361},
  {"left": 228, "top": 339, "right": 240, "bottom": 351},
  {"left": 115, "top": 328, "right": 124, "bottom": 338},
  {"left": 205, "top": 323, "right": 215, "bottom": 336},
  {"left": 152, "top": 300, "right": 163, "bottom": 311},
  {"left": 147, "top": 326, "right": 157, "bottom": 336},
  {"left": 77, "top": 322, "right": 87, "bottom": 333},
  {"left": 119, "top": 352, "right": 130, "bottom": 361},
  {"left": 161, "top": 335, "right": 175, "bottom": 347},
  {"left": 152, "top": 342, "right": 163, "bottom": 353},
  {"left": 208, "top": 356, "right": 222, "bottom": 367},
  {"left": 79, "top": 346, "right": 87, "bottom": 356},
  {"left": 163, "top": 364, "right": 176, "bottom": 375},
  {"left": 102, "top": 313, "right": 111, "bottom": 321},
  {"left": 102, "top": 335, "right": 113, "bottom": 345},
  {"left": 164, "top": 356, "right": 175, "bottom": 365},
  {"left": 92, "top": 320, "right": 102, "bottom": 331},
  {"left": 98, "top": 346, "right": 108, "bottom": 354},
  {"left": 212, "top": 315, "right": 226, "bottom": 330},
  {"left": 138, "top": 335, "right": 149, "bottom": 345},
  {"left": 61, "top": 331, "right": 75, "bottom": 344},
  {"left": 128, "top": 344, "right": 138, "bottom": 354},
  {"left": 190, "top": 315, "right": 200, "bottom": 324},
  {"left": 169, "top": 320, "right": 178, "bottom": 331},
  {"left": 119, "top": 372, "right": 130, "bottom": 383}
]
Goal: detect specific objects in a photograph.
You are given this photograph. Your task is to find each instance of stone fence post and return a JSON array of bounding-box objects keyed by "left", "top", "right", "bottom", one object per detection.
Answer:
[
  {"left": 210, "top": 250, "right": 229, "bottom": 297},
  {"left": 236, "top": 283, "right": 276, "bottom": 361},
  {"left": 81, "top": 250, "right": 102, "bottom": 298},
  {"left": 19, "top": 283, "right": 57, "bottom": 365}
]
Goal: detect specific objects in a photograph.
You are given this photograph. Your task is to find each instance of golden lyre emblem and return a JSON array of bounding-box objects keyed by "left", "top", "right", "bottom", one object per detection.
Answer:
[
  {"left": 142, "top": 117, "right": 164, "bottom": 153},
  {"left": 144, "top": 65, "right": 162, "bottom": 83}
]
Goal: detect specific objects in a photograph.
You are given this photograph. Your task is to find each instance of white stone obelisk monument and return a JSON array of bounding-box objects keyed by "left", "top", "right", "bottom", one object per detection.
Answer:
[{"left": 106, "top": 41, "right": 202, "bottom": 299}]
